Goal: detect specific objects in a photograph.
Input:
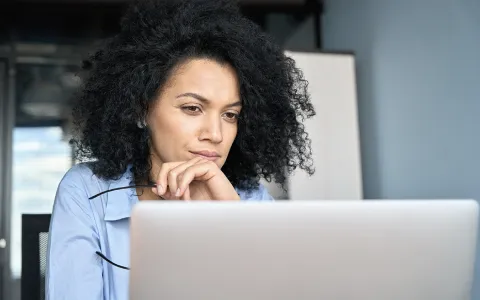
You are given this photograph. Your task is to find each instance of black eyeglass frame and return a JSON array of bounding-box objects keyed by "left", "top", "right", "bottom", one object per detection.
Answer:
[
  {"left": 89, "top": 182, "right": 240, "bottom": 270},
  {"left": 88, "top": 184, "right": 157, "bottom": 200},
  {"left": 96, "top": 251, "right": 130, "bottom": 270},
  {"left": 89, "top": 184, "right": 157, "bottom": 270}
]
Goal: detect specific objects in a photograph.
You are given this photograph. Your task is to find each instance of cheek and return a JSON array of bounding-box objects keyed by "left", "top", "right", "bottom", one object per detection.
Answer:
[
  {"left": 150, "top": 110, "right": 195, "bottom": 139},
  {"left": 148, "top": 114, "right": 196, "bottom": 159},
  {"left": 216, "top": 126, "right": 237, "bottom": 168},
  {"left": 222, "top": 124, "right": 238, "bottom": 152},
  {"left": 225, "top": 125, "right": 238, "bottom": 145}
]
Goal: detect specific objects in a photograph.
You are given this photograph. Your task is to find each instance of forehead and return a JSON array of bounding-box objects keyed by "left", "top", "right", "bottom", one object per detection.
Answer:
[{"left": 165, "top": 58, "right": 240, "bottom": 104}]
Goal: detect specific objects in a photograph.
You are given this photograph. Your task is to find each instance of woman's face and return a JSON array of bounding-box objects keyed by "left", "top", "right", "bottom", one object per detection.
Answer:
[{"left": 146, "top": 58, "right": 241, "bottom": 169}]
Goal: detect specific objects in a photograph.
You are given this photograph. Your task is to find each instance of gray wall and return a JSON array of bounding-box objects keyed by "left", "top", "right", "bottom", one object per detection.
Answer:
[{"left": 322, "top": 0, "right": 480, "bottom": 297}]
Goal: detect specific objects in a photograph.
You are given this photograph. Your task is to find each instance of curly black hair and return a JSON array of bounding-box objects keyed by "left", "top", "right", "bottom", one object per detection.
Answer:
[{"left": 71, "top": 0, "right": 315, "bottom": 191}]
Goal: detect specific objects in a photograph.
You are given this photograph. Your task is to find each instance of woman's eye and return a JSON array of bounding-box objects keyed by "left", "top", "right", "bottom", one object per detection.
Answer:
[
  {"left": 182, "top": 106, "right": 202, "bottom": 113},
  {"left": 224, "top": 112, "right": 239, "bottom": 121}
]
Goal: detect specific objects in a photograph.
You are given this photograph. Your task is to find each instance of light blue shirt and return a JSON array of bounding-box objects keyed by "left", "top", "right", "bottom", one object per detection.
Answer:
[{"left": 45, "top": 162, "right": 273, "bottom": 300}]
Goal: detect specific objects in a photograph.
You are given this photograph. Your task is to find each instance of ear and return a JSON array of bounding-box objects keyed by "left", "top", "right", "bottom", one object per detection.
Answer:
[{"left": 137, "top": 119, "right": 147, "bottom": 128}]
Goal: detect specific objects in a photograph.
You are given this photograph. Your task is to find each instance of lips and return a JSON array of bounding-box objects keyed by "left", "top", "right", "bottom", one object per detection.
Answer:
[{"left": 190, "top": 150, "right": 221, "bottom": 161}]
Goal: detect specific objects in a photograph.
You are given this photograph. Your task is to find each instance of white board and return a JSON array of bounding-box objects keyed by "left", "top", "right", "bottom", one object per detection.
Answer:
[{"left": 262, "top": 51, "right": 363, "bottom": 200}]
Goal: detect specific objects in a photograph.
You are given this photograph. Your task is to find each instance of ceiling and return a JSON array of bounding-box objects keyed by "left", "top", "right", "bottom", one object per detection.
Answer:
[{"left": 7, "top": 0, "right": 308, "bottom": 4}]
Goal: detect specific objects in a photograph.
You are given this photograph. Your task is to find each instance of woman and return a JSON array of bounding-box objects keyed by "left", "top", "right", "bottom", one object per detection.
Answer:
[{"left": 46, "top": 0, "right": 315, "bottom": 299}]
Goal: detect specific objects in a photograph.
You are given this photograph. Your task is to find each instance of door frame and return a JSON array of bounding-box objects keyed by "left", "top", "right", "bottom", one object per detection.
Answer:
[{"left": 0, "top": 52, "right": 15, "bottom": 300}]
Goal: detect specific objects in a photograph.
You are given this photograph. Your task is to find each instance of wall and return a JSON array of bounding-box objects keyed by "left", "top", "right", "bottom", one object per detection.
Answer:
[{"left": 322, "top": 0, "right": 480, "bottom": 297}]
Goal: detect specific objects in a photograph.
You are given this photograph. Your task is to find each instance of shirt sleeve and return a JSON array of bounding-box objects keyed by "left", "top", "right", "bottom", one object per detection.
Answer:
[{"left": 45, "top": 169, "right": 104, "bottom": 300}]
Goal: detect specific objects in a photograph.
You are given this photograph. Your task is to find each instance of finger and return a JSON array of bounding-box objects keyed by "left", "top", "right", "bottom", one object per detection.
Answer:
[
  {"left": 166, "top": 158, "right": 205, "bottom": 198},
  {"left": 155, "top": 161, "right": 183, "bottom": 196},
  {"left": 177, "top": 161, "right": 217, "bottom": 196},
  {"left": 152, "top": 186, "right": 173, "bottom": 199},
  {"left": 155, "top": 158, "right": 202, "bottom": 196},
  {"left": 181, "top": 186, "right": 191, "bottom": 201}
]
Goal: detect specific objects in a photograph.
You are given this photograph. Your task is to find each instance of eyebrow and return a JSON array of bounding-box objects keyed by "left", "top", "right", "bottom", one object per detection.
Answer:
[{"left": 176, "top": 92, "right": 242, "bottom": 108}]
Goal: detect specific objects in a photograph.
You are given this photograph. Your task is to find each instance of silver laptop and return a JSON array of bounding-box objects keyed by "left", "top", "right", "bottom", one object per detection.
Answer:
[{"left": 129, "top": 200, "right": 478, "bottom": 300}]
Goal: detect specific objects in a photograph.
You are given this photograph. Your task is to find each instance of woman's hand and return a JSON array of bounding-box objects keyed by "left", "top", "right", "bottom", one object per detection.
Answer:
[{"left": 152, "top": 157, "right": 240, "bottom": 201}]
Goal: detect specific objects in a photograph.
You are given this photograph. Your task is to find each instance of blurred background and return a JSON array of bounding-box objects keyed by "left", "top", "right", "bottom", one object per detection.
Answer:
[{"left": 0, "top": 0, "right": 479, "bottom": 299}]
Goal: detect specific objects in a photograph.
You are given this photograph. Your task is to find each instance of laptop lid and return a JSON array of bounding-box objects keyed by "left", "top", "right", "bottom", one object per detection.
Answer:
[{"left": 129, "top": 200, "right": 478, "bottom": 300}]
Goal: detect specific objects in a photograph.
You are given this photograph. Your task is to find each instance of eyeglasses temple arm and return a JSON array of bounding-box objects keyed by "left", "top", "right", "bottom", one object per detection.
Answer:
[
  {"left": 88, "top": 184, "right": 156, "bottom": 200},
  {"left": 96, "top": 251, "right": 130, "bottom": 270}
]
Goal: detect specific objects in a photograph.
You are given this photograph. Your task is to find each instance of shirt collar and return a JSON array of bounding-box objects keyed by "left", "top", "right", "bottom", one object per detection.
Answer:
[{"left": 104, "top": 165, "right": 139, "bottom": 221}]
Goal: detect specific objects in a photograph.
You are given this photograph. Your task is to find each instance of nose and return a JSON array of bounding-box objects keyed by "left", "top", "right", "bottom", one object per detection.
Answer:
[{"left": 198, "top": 115, "right": 223, "bottom": 144}]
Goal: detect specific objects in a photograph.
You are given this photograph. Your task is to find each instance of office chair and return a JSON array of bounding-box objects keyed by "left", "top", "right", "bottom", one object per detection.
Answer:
[{"left": 21, "top": 214, "right": 51, "bottom": 300}]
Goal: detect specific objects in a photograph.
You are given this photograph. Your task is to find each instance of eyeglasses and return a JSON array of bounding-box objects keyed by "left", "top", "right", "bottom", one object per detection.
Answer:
[
  {"left": 96, "top": 251, "right": 130, "bottom": 270},
  {"left": 90, "top": 181, "right": 227, "bottom": 270},
  {"left": 88, "top": 184, "right": 157, "bottom": 200},
  {"left": 90, "top": 184, "right": 157, "bottom": 270}
]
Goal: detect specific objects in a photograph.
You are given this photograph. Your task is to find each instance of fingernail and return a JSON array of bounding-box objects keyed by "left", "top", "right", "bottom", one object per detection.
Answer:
[
  {"left": 175, "top": 188, "right": 181, "bottom": 197},
  {"left": 157, "top": 185, "right": 164, "bottom": 194}
]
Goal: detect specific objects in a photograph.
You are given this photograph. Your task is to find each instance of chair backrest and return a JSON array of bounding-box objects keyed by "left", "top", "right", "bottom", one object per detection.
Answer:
[{"left": 21, "top": 214, "right": 51, "bottom": 300}]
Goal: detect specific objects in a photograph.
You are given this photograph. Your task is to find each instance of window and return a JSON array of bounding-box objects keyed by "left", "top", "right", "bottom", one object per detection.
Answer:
[{"left": 10, "top": 126, "right": 72, "bottom": 278}]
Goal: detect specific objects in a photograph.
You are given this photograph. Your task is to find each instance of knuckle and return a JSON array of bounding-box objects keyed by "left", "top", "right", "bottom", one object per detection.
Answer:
[
  {"left": 161, "top": 162, "right": 172, "bottom": 170},
  {"left": 207, "top": 160, "right": 217, "bottom": 168},
  {"left": 159, "top": 168, "right": 168, "bottom": 177},
  {"left": 163, "top": 162, "right": 177, "bottom": 170},
  {"left": 182, "top": 167, "right": 193, "bottom": 176}
]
